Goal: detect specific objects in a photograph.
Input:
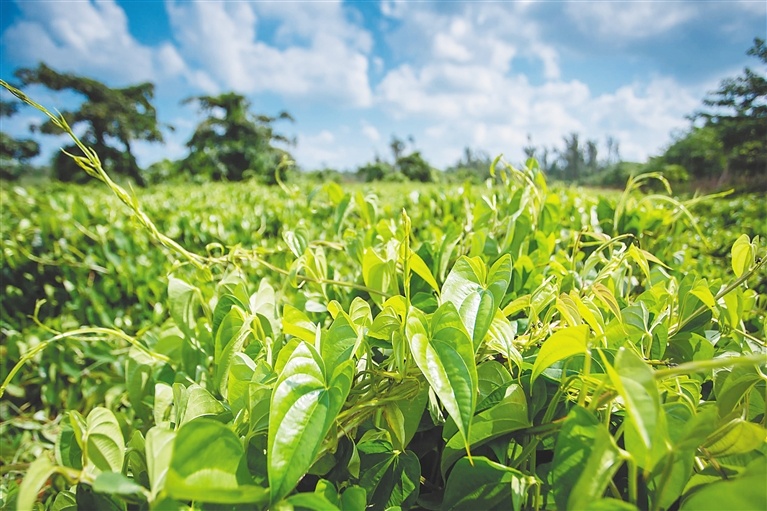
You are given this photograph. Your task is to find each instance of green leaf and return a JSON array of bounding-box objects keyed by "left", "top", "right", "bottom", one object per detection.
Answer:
[
  {"left": 551, "top": 406, "right": 623, "bottom": 511},
  {"left": 168, "top": 276, "right": 199, "bottom": 338},
  {"left": 531, "top": 325, "right": 589, "bottom": 383},
  {"left": 145, "top": 426, "right": 175, "bottom": 500},
  {"left": 441, "top": 384, "right": 530, "bottom": 476},
  {"left": 715, "top": 364, "right": 763, "bottom": 416},
  {"left": 701, "top": 418, "right": 767, "bottom": 457},
  {"left": 322, "top": 312, "right": 358, "bottom": 368},
  {"left": 51, "top": 491, "right": 77, "bottom": 511},
  {"left": 391, "top": 381, "right": 429, "bottom": 450},
  {"left": 681, "top": 457, "right": 767, "bottom": 510},
  {"left": 442, "top": 456, "right": 527, "bottom": 511},
  {"left": 442, "top": 256, "right": 485, "bottom": 311},
  {"left": 166, "top": 418, "right": 268, "bottom": 504},
  {"left": 179, "top": 383, "right": 226, "bottom": 425},
  {"left": 340, "top": 486, "right": 367, "bottom": 511},
  {"left": 283, "top": 492, "right": 341, "bottom": 511},
  {"left": 487, "top": 254, "right": 512, "bottom": 305},
  {"left": 268, "top": 342, "right": 354, "bottom": 503},
  {"left": 358, "top": 438, "right": 420, "bottom": 511},
  {"left": 362, "top": 248, "right": 397, "bottom": 307},
  {"left": 485, "top": 310, "right": 522, "bottom": 370},
  {"left": 459, "top": 289, "right": 495, "bottom": 352},
  {"left": 56, "top": 423, "right": 82, "bottom": 470},
  {"left": 603, "top": 347, "right": 662, "bottom": 454},
  {"left": 406, "top": 304, "right": 478, "bottom": 458},
  {"left": 283, "top": 303, "right": 318, "bottom": 343},
  {"left": 84, "top": 407, "right": 125, "bottom": 474},
  {"left": 17, "top": 454, "right": 57, "bottom": 511},
  {"left": 409, "top": 250, "right": 440, "bottom": 295},
  {"left": 731, "top": 234, "right": 754, "bottom": 278},
  {"left": 92, "top": 472, "right": 147, "bottom": 498},
  {"left": 211, "top": 289, "right": 247, "bottom": 342},
  {"left": 214, "top": 307, "right": 256, "bottom": 398}
]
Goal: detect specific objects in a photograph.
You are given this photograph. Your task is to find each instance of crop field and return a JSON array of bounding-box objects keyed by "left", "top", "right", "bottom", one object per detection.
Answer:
[{"left": 1, "top": 101, "right": 767, "bottom": 511}]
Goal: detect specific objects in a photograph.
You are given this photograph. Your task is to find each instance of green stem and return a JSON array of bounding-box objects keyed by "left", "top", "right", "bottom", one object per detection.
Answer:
[
  {"left": 0, "top": 327, "right": 169, "bottom": 399},
  {"left": 654, "top": 353, "right": 767, "bottom": 380},
  {"left": 671, "top": 254, "right": 766, "bottom": 336}
]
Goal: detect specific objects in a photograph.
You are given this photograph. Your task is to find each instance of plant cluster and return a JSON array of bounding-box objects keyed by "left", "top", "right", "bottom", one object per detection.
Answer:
[{"left": 1, "top": 84, "right": 766, "bottom": 511}]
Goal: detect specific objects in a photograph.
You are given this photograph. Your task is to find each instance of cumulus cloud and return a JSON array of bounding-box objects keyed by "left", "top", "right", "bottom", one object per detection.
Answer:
[
  {"left": 165, "top": 0, "right": 373, "bottom": 107},
  {"left": 374, "top": 1, "right": 706, "bottom": 168},
  {"left": 2, "top": 0, "right": 189, "bottom": 84}
]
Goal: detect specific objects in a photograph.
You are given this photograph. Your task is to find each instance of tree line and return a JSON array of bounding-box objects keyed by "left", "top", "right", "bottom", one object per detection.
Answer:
[{"left": 2, "top": 38, "right": 765, "bottom": 190}]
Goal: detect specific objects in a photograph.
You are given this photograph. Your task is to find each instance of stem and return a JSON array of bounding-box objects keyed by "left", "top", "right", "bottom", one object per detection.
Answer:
[
  {"left": 0, "top": 327, "right": 169, "bottom": 399},
  {"left": 627, "top": 458, "right": 638, "bottom": 505},
  {"left": 671, "top": 254, "right": 767, "bottom": 336},
  {"left": 654, "top": 353, "right": 767, "bottom": 380}
]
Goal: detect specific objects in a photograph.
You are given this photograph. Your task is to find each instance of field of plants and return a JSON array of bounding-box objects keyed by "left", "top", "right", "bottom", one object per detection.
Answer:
[{"left": 1, "top": 90, "right": 767, "bottom": 511}]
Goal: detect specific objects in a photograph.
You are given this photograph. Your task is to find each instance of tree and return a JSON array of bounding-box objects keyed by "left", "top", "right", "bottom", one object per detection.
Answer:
[
  {"left": 182, "top": 92, "right": 293, "bottom": 184},
  {"left": 695, "top": 38, "right": 766, "bottom": 180},
  {"left": 445, "top": 146, "right": 493, "bottom": 183},
  {"left": 15, "top": 63, "right": 164, "bottom": 186},
  {"left": 558, "top": 133, "right": 586, "bottom": 181},
  {"left": 357, "top": 157, "right": 395, "bottom": 182},
  {"left": 0, "top": 99, "right": 40, "bottom": 180},
  {"left": 397, "top": 151, "right": 433, "bottom": 182},
  {"left": 648, "top": 126, "right": 725, "bottom": 180}
]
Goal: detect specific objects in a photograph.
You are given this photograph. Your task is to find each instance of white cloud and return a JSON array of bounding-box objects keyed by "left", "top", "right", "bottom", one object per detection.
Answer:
[
  {"left": 2, "top": 0, "right": 190, "bottom": 84},
  {"left": 165, "top": 1, "right": 373, "bottom": 107},
  {"left": 565, "top": 1, "right": 697, "bottom": 41},
  {"left": 361, "top": 122, "right": 381, "bottom": 142},
  {"left": 295, "top": 127, "right": 379, "bottom": 170}
]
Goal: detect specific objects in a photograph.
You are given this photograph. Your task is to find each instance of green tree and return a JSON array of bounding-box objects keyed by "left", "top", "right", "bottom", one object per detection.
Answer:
[
  {"left": 445, "top": 146, "right": 493, "bottom": 183},
  {"left": 397, "top": 151, "right": 433, "bottom": 182},
  {"left": 558, "top": 133, "right": 586, "bottom": 181},
  {"left": 649, "top": 125, "right": 725, "bottom": 181},
  {"left": 15, "top": 63, "right": 164, "bottom": 186},
  {"left": 695, "top": 38, "right": 766, "bottom": 180},
  {"left": 0, "top": 99, "right": 40, "bottom": 180},
  {"left": 357, "top": 157, "right": 394, "bottom": 182},
  {"left": 182, "top": 92, "right": 293, "bottom": 184}
]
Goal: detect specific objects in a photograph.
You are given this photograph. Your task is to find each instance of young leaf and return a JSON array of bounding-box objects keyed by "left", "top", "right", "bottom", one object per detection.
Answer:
[
  {"left": 145, "top": 426, "right": 175, "bottom": 500},
  {"left": 731, "top": 234, "right": 754, "bottom": 278},
  {"left": 551, "top": 406, "right": 623, "bottom": 511},
  {"left": 459, "top": 289, "right": 495, "bottom": 352},
  {"left": 406, "top": 304, "right": 478, "bottom": 458},
  {"left": 17, "top": 454, "right": 58, "bottom": 511},
  {"left": 84, "top": 407, "right": 125, "bottom": 475},
  {"left": 602, "top": 347, "right": 661, "bottom": 452},
  {"left": 531, "top": 325, "right": 589, "bottom": 383},
  {"left": 440, "top": 384, "right": 530, "bottom": 476},
  {"left": 168, "top": 277, "right": 200, "bottom": 338},
  {"left": 442, "top": 456, "right": 527, "bottom": 511},
  {"left": 268, "top": 342, "right": 354, "bottom": 503},
  {"left": 680, "top": 457, "right": 766, "bottom": 510},
  {"left": 165, "top": 418, "right": 268, "bottom": 504},
  {"left": 409, "top": 250, "right": 440, "bottom": 295}
]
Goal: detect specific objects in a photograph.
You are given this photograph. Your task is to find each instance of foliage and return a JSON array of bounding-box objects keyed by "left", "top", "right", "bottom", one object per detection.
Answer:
[
  {"left": 695, "top": 38, "right": 767, "bottom": 179},
  {"left": 2, "top": 83, "right": 767, "bottom": 511},
  {"left": 397, "top": 151, "right": 433, "bottom": 182},
  {"left": 0, "top": 100, "right": 40, "bottom": 180},
  {"left": 181, "top": 92, "right": 294, "bottom": 184},
  {"left": 444, "top": 147, "right": 494, "bottom": 184},
  {"left": 14, "top": 63, "right": 164, "bottom": 186},
  {"left": 356, "top": 159, "right": 396, "bottom": 182},
  {"left": 644, "top": 126, "right": 724, "bottom": 183}
]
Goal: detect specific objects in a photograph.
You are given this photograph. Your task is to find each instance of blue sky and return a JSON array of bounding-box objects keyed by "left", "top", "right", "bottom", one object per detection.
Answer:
[{"left": 1, "top": 0, "right": 765, "bottom": 172}]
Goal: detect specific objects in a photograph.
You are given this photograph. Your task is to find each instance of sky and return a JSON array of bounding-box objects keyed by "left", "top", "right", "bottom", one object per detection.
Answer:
[{"left": 1, "top": 0, "right": 765, "bottom": 172}]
